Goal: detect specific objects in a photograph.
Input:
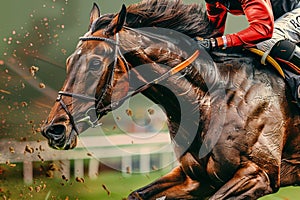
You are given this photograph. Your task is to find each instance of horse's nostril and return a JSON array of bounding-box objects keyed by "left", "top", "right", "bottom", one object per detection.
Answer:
[
  {"left": 48, "top": 124, "right": 65, "bottom": 135},
  {"left": 44, "top": 124, "right": 66, "bottom": 142}
]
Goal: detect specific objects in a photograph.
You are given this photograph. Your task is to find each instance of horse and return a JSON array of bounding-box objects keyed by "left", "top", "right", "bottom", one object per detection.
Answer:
[{"left": 41, "top": 0, "right": 300, "bottom": 199}]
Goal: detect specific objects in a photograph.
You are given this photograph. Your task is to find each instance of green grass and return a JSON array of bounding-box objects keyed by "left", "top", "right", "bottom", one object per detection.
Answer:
[
  {"left": 1, "top": 166, "right": 300, "bottom": 200},
  {"left": 0, "top": 165, "right": 168, "bottom": 200},
  {"left": 261, "top": 187, "right": 300, "bottom": 200}
]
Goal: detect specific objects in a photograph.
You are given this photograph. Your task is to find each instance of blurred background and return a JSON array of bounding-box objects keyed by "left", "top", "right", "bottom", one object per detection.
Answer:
[{"left": 0, "top": 0, "right": 299, "bottom": 199}]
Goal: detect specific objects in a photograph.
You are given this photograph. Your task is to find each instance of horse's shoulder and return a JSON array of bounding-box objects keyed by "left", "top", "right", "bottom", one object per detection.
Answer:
[
  {"left": 210, "top": 50, "right": 286, "bottom": 95},
  {"left": 211, "top": 50, "right": 280, "bottom": 79}
]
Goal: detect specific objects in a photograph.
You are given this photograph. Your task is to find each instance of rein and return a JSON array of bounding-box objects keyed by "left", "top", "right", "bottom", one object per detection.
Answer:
[
  {"left": 56, "top": 31, "right": 200, "bottom": 131},
  {"left": 96, "top": 49, "right": 200, "bottom": 115}
]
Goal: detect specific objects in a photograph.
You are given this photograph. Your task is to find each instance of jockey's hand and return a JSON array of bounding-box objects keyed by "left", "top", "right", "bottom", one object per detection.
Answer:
[{"left": 195, "top": 38, "right": 216, "bottom": 52}]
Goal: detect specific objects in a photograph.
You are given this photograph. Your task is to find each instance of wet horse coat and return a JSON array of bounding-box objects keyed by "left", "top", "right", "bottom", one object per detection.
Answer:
[{"left": 41, "top": 0, "right": 300, "bottom": 199}]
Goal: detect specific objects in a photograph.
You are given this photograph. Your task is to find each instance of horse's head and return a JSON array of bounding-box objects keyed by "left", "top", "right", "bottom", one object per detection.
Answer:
[
  {"left": 41, "top": 4, "right": 130, "bottom": 149},
  {"left": 41, "top": 1, "right": 212, "bottom": 150}
]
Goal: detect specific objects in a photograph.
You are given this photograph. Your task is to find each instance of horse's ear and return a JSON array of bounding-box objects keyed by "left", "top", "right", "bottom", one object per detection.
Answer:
[
  {"left": 89, "top": 3, "right": 100, "bottom": 30},
  {"left": 106, "top": 4, "right": 127, "bottom": 35}
]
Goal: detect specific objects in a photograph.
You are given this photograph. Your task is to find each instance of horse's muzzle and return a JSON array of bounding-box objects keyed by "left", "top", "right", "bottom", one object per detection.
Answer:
[{"left": 41, "top": 122, "right": 77, "bottom": 150}]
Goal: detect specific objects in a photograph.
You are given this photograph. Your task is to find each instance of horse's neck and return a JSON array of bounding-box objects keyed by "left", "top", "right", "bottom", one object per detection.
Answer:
[
  {"left": 128, "top": 41, "right": 221, "bottom": 114},
  {"left": 135, "top": 44, "right": 224, "bottom": 156},
  {"left": 121, "top": 29, "right": 224, "bottom": 117},
  {"left": 143, "top": 43, "right": 223, "bottom": 97}
]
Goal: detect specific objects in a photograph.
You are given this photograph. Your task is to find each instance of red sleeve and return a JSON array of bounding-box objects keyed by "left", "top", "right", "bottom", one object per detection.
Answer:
[
  {"left": 206, "top": 2, "right": 227, "bottom": 37},
  {"left": 223, "top": 0, "right": 274, "bottom": 47}
]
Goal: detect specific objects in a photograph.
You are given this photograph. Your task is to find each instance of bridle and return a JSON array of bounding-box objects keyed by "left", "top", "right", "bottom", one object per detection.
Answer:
[
  {"left": 56, "top": 28, "right": 200, "bottom": 136},
  {"left": 56, "top": 33, "right": 125, "bottom": 135}
]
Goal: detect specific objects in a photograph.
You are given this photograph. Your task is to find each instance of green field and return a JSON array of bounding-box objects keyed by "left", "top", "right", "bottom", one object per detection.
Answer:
[{"left": 1, "top": 165, "right": 300, "bottom": 200}]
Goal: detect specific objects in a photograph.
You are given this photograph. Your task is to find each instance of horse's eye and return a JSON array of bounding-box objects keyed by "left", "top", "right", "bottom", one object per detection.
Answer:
[{"left": 89, "top": 58, "right": 102, "bottom": 71}]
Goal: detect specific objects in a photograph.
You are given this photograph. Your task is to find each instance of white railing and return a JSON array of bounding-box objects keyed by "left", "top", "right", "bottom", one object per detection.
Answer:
[{"left": 0, "top": 132, "right": 176, "bottom": 183}]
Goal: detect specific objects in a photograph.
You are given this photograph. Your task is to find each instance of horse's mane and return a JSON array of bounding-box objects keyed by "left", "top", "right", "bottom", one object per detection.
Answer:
[
  {"left": 92, "top": 0, "right": 256, "bottom": 66},
  {"left": 126, "top": 0, "right": 215, "bottom": 38},
  {"left": 93, "top": 0, "right": 216, "bottom": 38}
]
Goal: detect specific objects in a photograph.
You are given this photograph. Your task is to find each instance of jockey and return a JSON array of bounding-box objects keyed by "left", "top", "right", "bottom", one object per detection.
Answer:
[{"left": 197, "top": 0, "right": 300, "bottom": 104}]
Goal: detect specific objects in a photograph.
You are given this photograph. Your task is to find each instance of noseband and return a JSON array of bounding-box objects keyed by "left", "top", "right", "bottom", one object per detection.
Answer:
[{"left": 56, "top": 30, "right": 200, "bottom": 134}]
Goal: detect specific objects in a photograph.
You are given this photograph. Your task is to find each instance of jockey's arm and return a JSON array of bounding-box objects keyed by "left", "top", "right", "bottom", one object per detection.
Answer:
[{"left": 205, "top": 0, "right": 274, "bottom": 48}]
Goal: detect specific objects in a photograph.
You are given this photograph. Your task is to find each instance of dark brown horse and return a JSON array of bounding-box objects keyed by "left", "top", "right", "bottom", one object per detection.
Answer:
[{"left": 41, "top": 0, "right": 300, "bottom": 199}]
